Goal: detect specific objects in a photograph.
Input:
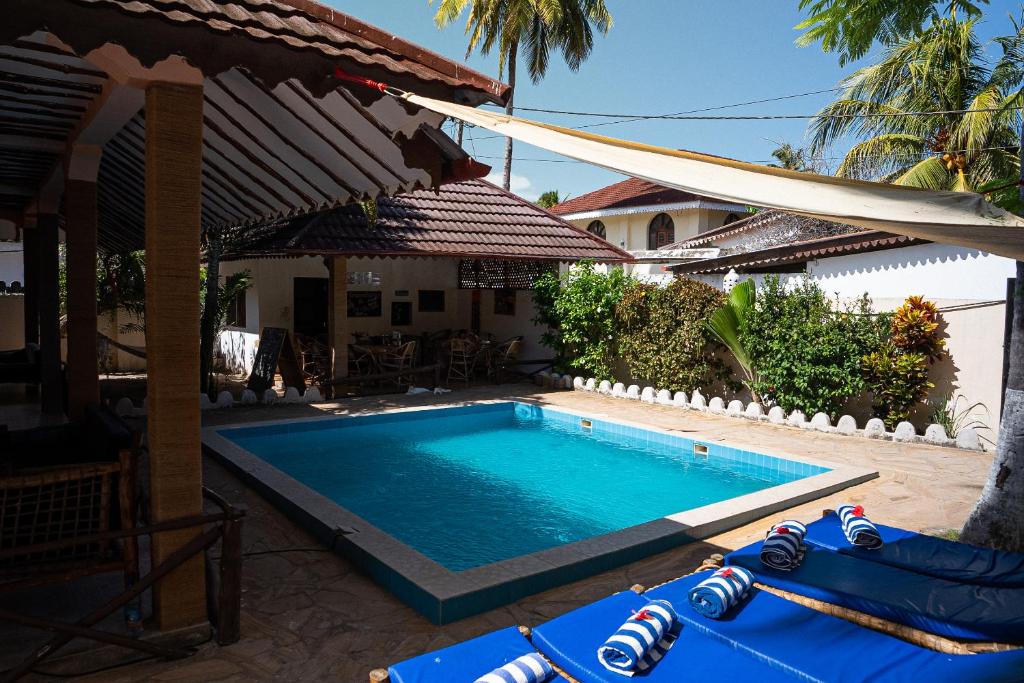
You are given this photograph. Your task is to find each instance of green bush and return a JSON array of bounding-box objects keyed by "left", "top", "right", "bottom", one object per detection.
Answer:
[
  {"left": 862, "top": 295, "right": 945, "bottom": 427},
  {"left": 743, "top": 275, "right": 888, "bottom": 418},
  {"left": 532, "top": 262, "right": 629, "bottom": 381},
  {"left": 616, "top": 278, "right": 729, "bottom": 391}
]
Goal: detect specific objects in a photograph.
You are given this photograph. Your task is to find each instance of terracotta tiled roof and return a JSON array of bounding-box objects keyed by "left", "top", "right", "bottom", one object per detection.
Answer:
[
  {"left": 6, "top": 0, "right": 509, "bottom": 104},
  {"left": 671, "top": 230, "right": 924, "bottom": 275},
  {"left": 223, "top": 180, "right": 633, "bottom": 262},
  {"left": 548, "top": 178, "right": 711, "bottom": 216}
]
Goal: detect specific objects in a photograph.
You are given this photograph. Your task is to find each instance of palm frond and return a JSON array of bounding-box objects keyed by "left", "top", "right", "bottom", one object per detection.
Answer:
[{"left": 895, "top": 155, "right": 953, "bottom": 190}]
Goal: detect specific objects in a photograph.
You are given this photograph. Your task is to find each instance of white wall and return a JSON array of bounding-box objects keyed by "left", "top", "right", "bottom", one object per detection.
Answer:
[{"left": 808, "top": 243, "right": 1015, "bottom": 300}]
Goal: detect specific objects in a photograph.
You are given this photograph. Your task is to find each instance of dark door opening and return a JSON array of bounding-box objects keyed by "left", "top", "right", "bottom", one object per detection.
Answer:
[{"left": 293, "top": 277, "right": 329, "bottom": 341}]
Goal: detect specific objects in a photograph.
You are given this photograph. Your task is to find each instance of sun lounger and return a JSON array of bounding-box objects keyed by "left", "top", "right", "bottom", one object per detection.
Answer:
[
  {"left": 726, "top": 541, "right": 1024, "bottom": 643},
  {"left": 802, "top": 512, "right": 1024, "bottom": 587},
  {"left": 383, "top": 567, "right": 1024, "bottom": 683},
  {"left": 386, "top": 626, "right": 570, "bottom": 683},
  {"left": 644, "top": 571, "right": 1024, "bottom": 683},
  {"left": 530, "top": 588, "right": 798, "bottom": 682}
]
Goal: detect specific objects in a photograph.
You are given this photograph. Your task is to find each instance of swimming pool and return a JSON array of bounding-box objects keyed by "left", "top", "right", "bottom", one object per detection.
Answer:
[{"left": 205, "top": 401, "right": 876, "bottom": 622}]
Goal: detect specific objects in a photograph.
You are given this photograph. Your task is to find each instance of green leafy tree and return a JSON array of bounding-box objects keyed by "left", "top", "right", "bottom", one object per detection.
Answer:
[
  {"left": 433, "top": 0, "right": 612, "bottom": 190},
  {"left": 536, "top": 190, "right": 561, "bottom": 208},
  {"left": 616, "top": 278, "right": 728, "bottom": 391},
  {"left": 742, "top": 276, "right": 889, "bottom": 418},
  {"left": 810, "top": 13, "right": 1022, "bottom": 192},
  {"left": 532, "top": 261, "right": 628, "bottom": 380}
]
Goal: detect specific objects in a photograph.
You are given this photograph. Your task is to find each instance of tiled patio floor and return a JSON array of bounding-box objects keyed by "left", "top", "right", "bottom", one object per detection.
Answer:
[{"left": 68, "top": 385, "right": 991, "bottom": 682}]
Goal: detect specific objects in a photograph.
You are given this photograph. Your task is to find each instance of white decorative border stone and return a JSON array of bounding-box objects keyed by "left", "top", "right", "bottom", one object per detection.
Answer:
[{"left": 568, "top": 378, "right": 980, "bottom": 451}]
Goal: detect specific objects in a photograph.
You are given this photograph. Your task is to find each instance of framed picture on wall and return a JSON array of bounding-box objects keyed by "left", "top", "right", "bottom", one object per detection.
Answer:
[
  {"left": 418, "top": 289, "right": 445, "bottom": 312},
  {"left": 494, "top": 288, "right": 516, "bottom": 315},
  {"left": 347, "top": 291, "right": 382, "bottom": 317},
  {"left": 391, "top": 301, "right": 413, "bottom": 326}
]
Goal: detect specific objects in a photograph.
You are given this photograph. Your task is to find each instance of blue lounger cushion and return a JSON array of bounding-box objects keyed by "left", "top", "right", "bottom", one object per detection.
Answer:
[
  {"left": 727, "top": 541, "right": 1024, "bottom": 642},
  {"left": 531, "top": 589, "right": 798, "bottom": 682},
  {"left": 388, "top": 627, "right": 569, "bottom": 683},
  {"left": 645, "top": 571, "right": 1024, "bottom": 683},
  {"left": 803, "top": 513, "right": 1024, "bottom": 587}
]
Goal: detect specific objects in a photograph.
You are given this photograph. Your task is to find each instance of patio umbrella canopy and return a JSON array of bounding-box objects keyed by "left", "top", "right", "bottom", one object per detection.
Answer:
[{"left": 400, "top": 94, "right": 1024, "bottom": 261}]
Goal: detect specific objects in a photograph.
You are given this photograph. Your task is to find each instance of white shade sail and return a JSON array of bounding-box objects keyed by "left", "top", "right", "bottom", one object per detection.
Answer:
[{"left": 405, "top": 93, "right": 1024, "bottom": 261}]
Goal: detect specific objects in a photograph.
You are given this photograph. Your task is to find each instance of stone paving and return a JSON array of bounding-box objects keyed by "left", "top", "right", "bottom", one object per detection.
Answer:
[{"left": 68, "top": 385, "right": 992, "bottom": 682}]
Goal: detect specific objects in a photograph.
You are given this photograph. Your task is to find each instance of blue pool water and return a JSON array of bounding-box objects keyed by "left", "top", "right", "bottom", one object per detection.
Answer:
[{"left": 220, "top": 403, "right": 827, "bottom": 571}]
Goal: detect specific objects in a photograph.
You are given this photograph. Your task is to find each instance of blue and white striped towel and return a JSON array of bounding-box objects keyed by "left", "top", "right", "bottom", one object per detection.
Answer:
[
  {"left": 837, "top": 504, "right": 884, "bottom": 549},
  {"left": 760, "top": 520, "right": 808, "bottom": 570},
  {"left": 596, "top": 599, "right": 677, "bottom": 677},
  {"left": 473, "top": 653, "right": 554, "bottom": 683},
  {"left": 687, "top": 566, "right": 755, "bottom": 619}
]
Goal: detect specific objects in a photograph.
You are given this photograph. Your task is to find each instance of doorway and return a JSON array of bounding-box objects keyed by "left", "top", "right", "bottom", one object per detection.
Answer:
[{"left": 293, "top": 277, "right": 329, "bottom": 340}]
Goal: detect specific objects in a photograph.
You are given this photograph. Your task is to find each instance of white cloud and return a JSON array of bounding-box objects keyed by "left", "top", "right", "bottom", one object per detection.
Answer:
[{"left": 484, "top": 171, "right": 533, "bottom": 196}]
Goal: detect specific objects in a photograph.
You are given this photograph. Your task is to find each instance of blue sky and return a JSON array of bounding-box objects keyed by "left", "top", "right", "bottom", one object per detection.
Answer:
[{"left": 330, "top": 1, "right": 1022, "bottom": 202}]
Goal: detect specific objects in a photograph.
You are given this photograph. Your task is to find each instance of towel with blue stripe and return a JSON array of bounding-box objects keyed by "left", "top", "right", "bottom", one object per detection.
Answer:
[
  {"left": 837, "top": 504, "right": 884, "bottom": 549},
  {"left": 474, "top": 653, "right": 554, "bottom": 683},
  {"left": 760, "top": 520, "right": 807, "bottom": 570},
  {"left": 687, "top": 566, "right": 755, "bottom": 619},
  {"left": 596, "top": 599, "right": 678, "bottom": 676}
]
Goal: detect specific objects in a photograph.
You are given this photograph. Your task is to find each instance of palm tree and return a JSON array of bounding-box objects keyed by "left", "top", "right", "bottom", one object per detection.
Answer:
[
  {"left": 810, "top": 14, "right": 1022, "bottom": 193},
  {"left": 796, "top": 0, "right": 988, "bottom": 66},
  {"left": 433, "top": 0, "right": 612, "bottom": 190},
  {"left": 768, "top": 142, "right": 822, "bottom": 173},
  {"left": 801, "top": 0, "right": 1024, "bottom": 551}
]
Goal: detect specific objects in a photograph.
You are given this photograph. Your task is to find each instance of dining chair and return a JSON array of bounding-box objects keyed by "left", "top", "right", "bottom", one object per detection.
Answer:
[
  {"left": 447, "top": 337, "right": 477, "bottom": 386},
  {"left": 380, "top": 340, "right": 417, "bottom": 387}
]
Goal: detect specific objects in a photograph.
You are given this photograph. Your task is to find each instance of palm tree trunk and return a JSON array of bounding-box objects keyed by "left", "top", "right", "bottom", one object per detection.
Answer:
[
  {"left": 503, "top": 38, "right": 518, "bottom": 191},
  {"left": 960, "top": 121, "right": 1024, "bottom": 552},
  {"left": 199, "top": 228, "right": 221, "bottom": 395}
]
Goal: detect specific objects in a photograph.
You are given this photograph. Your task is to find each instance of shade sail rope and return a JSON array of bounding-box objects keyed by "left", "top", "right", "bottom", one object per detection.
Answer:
[{"left": 332, "top": 69, "right": 1024, "bottom": 261}]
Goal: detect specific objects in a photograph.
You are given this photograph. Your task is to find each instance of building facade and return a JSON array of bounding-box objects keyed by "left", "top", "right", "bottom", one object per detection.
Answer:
[{"left": 549, "top": 177, "right": 748, "bottom": 282}]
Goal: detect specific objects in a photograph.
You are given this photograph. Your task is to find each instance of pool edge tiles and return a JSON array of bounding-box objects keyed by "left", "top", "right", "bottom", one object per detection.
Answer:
[{"left": 201, "top": 400, "right": 878, "bottom": 624}]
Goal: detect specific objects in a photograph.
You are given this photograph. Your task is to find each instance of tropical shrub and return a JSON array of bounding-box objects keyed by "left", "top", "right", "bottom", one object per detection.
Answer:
[
  {"left": 616, "top": 278, "right": 728, "bottom": 391},
  {"left": 707, "top": 278, "right": 757, "bottom": 397},
  {"left": 863, "top": 295, "right": 945, "bottom": 427},
  {"left": 532, "top": 262, "right": 629, "bottom": 380},
  {"left": 743, "top": 275, "right": 889, "bottom": 418}
]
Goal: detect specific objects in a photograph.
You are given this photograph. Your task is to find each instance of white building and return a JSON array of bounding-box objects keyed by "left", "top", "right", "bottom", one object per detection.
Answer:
[{"left": 549, "top": 177, "right": 748, "bottom": 282}]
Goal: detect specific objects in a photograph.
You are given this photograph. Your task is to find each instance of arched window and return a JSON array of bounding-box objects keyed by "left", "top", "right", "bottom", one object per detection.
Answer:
[
  {"left": 724, "top": 213, "right": 740, "bottom": 225},
  {"left": 586, "top": 220, "right": 607, "bottom": 239},
  {"left": 647, "top": 213, "right": 675, "bottom": 249}
]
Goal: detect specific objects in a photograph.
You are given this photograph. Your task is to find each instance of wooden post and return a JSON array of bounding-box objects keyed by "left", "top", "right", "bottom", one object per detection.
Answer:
[
  {"left": 327, "top": 256, "right": 349, "bottom": 393},
  {"left": 65, "top": 167, "right": 100, "bottom": 419},
  {"left": 36, "top": 214, "right": 62, "bottom": 414},
  {"left": 21, "top": 220, "right": 38, "bottom": 347},
  {"left": 216, "top": 514, "right": 242, "bottom": 645},
  {"left": 144, "top": 80, "right": 207, "bottom": 630}
]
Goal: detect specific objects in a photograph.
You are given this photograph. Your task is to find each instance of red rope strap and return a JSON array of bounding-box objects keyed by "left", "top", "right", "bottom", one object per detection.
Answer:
[{"left": 333, "top": 67, "right": 400, "bottom": 96}]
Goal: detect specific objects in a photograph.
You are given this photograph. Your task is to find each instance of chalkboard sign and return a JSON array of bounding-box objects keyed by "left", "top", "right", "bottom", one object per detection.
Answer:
[{"left": 246, "top": 327, "right": 305, "bottom": 393}]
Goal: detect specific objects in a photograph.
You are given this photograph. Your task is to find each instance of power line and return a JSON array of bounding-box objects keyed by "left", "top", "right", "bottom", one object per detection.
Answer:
[
  {"left": 486, "top": 86, "right": 845, "bottom": 119},
  {"left": 472, "top": 144, "right": 1019, "bottom": 165},
  {"left": 473, "top": 85, "right": 845, "bottom": 140}
]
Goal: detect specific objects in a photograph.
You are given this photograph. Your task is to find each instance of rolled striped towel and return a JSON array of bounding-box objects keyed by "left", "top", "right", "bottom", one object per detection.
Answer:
[
  {"left": 596, "top": 599, "right": 677, "bottom": 676},
  {"left": 474, "top": 653, "right": 554, "bottom": 683},
  {"left": 687, "top": 566, "right": 755, "bottom": 619},
  {"left": 760, "top": 520, "right": 808, "bottom": 570},
  {"left": 837, "top": 504, "right": 884, "bottom": 549}
]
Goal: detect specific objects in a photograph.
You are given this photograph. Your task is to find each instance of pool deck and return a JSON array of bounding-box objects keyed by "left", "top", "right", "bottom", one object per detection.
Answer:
[{"left": 80, "top": 385, "right": 993, "bottom": 681}]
